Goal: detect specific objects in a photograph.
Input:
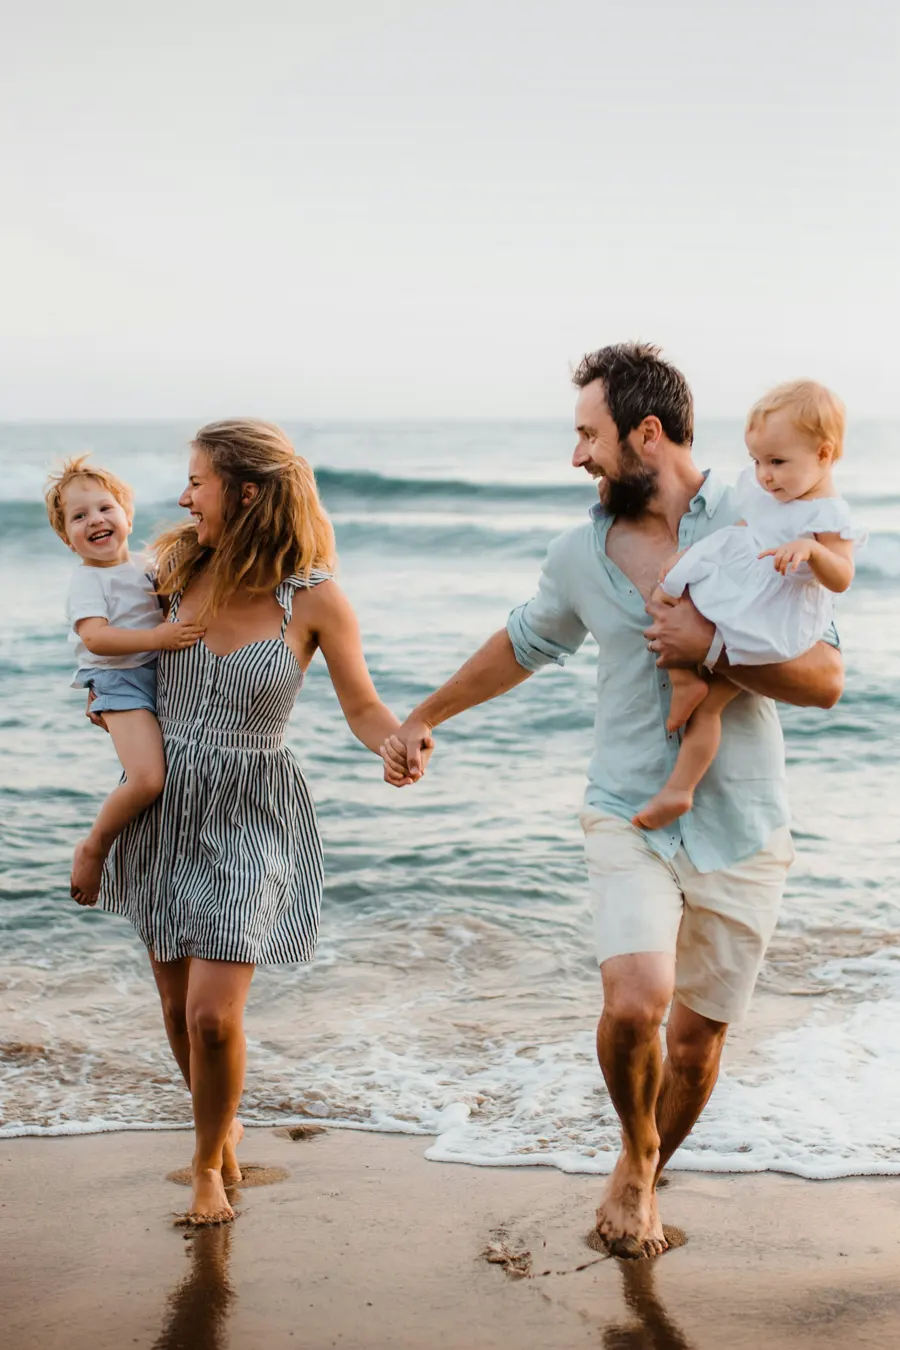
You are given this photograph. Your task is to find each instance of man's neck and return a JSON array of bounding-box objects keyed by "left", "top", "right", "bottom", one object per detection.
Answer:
[{"left": 632, "top": 460, "right": 706, "bottom": 539}]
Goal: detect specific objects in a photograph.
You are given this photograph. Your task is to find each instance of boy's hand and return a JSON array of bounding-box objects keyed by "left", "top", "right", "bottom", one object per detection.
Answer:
[
  {"left": 759, "top": 539, "right": 817, "bottom": 575},
  {"left": 153, "top": 622, "right": 206, "bottom": 650}
]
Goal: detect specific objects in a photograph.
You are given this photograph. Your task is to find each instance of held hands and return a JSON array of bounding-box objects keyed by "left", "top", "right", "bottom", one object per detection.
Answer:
[
  {"left": 153, "top": 621, "right": 206, "bottom": 650},
  {"left": 379, "top": 718, "right": 435, "bottom": 788},
  {"left": 759, "top": 539, "right": 816, "bottom": 575}
]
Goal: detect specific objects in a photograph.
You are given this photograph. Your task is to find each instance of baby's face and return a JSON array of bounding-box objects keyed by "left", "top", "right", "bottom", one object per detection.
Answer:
[
  {"left": 745, "top": 410, "right": 833, "bottom": 502},
  {"left": 62, "top": 479, "right": 132, "bottom": 566}
]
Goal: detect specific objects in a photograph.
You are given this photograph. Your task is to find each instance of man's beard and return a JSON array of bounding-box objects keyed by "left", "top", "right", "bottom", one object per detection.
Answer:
[{"left": 596, "top": 442, "right": 659, "bottom": 518}]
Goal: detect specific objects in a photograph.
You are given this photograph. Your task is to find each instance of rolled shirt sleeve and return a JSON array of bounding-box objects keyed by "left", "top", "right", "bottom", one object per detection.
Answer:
[{"left": 507, "top": 534, "right": 588, "bottom": 671}]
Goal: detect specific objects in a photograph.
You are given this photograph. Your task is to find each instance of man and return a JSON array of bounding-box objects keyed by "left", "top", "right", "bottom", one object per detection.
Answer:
[{"left": 381, "top": 343, "right": 842, "bottom": 1258}]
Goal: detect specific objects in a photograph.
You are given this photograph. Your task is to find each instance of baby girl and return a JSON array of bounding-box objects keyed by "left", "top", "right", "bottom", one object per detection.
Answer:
[
  {"left": 45, "top": 455, "right": 204, "bottom": 903},
  {"left": 633, "top": 380, "right": 865, "bottom": 831}
]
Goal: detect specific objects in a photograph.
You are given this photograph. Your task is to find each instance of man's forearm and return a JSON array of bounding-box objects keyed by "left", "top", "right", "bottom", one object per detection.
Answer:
[
  {"left": 718, "top": 641, "right": 844, "bottom": 708},
  {"left": 412, "top": 629, "right": 532, "bottom": 729}
]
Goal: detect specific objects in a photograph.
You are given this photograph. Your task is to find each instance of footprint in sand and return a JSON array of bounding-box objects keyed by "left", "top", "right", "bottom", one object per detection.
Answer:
[{"left": 167, "top": 1164, "right": 290, "bottom": 1189}]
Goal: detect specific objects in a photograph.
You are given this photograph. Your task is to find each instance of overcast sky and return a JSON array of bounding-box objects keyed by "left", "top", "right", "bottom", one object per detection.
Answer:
[{"left": 1, "top": 0, "right": 897, "bottom": 420}]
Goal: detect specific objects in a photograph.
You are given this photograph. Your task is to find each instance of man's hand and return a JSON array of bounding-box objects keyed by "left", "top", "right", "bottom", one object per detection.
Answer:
[
  {"left": 380, "top": 719, "right": 435, "bottom": 787},
  {"left": 759, "top": 539, "right": 815, "bottom": 576},
  {"left": 643, "top": 592, "right": 716, "bottom": 668}
]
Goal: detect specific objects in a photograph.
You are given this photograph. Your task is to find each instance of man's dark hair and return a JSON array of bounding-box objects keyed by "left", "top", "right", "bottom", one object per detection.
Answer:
[{"left": 572, "top": 342, "right": 694, "bottom": 447}]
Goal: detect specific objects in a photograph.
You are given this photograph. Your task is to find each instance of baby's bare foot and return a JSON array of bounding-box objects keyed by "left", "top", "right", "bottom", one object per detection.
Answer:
[
  {"left": 632, "top": 788, "right": 694, "bottom": 831},
  {"left": 666, "top": 672, "right": 708, "bottom": 732},
  {"left": 70, "top": 839, "right": 105, "bottom": 906}
]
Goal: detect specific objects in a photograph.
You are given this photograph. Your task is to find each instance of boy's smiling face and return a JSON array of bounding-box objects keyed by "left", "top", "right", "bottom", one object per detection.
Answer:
[{"left": 61, "top": 478, "right": 132, "bottom": 566}]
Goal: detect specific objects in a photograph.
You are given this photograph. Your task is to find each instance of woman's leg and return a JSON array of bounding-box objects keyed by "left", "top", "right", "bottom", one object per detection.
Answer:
[
  {"left": 185, "top": 959, "right": 256, "bottom": 1224},
  {"left": 149, "top": 954, "right": 245, "bottom": 1188},
  {"left": 632, "top": 676, "right": 741, "bottom": 831}
]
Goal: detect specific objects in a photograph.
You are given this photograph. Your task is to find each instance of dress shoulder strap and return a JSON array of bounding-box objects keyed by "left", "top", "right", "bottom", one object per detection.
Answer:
[{"left": 275, "top": 570, "right": 333, "bottom": 637}]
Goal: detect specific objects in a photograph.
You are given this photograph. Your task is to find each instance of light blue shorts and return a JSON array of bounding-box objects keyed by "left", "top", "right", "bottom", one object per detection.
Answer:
[{"left": 74, "top": 661, "right": 158, "bottom": 715}]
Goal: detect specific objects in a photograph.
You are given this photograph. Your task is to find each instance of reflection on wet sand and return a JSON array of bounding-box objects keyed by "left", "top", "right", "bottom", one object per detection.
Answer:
[
  {"left": 603, "top": 1258, "right": 694, "bottom": 1350},
  {"left": 154, "top": 1224, "right": 236, "bottom": 1350}
]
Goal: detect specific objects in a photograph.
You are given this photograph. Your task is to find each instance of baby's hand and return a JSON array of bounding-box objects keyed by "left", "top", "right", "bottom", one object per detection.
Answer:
[
  {"left": 759, "top": 539, "right": 817, "bottom": 575},
  {"left": 153, "top": 621, "right": 206, "bottom": 650}
]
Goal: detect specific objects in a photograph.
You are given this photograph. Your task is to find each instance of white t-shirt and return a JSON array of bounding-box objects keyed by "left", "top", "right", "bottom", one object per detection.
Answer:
[{"left": 66, "top": 557, "right": 162, "bottom": 677}]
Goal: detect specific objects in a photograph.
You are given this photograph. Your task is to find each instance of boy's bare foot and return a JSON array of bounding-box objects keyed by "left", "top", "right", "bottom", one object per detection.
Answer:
[
  {"left": 632, "top": 788, "right": 693, "bottom": 831},
  {"left": 70, "top": 839, "right": 106, "bottom": 906},
  {"left": 595, "top": 1150, "right": 668, "bottom": 1259},
  {"left": 222, "top": 1118, "right": 244, "bottom": 1187},
  {"left": 666, "top": 671, "right": 708, "bottom": 732},
  {"left": 181, "top": 1167, "right": 235, "bottom": 1226}
]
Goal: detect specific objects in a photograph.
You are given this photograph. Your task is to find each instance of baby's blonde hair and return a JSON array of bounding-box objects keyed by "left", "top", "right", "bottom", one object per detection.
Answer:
[
  {"left": 154, "top": 419, "right": 336, "bottom": 615},
  {"left": 746, "top": 380, "right": 846, "bottom": 461},
  {"left": 45, "top": 454, "right": 134, "bottom": 545}
]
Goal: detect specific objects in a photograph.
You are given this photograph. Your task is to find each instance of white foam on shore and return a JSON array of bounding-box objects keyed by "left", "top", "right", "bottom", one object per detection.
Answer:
[{"left": 5, "top": 951, "right": 900, "bottom": 1178}]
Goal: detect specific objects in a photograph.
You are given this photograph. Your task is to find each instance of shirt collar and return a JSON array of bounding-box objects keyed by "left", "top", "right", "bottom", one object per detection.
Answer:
[{"left": 589, "top": 469, "right": 725, "bottom": 523}]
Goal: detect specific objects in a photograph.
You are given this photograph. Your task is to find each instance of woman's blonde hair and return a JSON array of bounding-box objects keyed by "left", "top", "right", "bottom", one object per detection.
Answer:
[
  {"left": 155, "top": 420, "right": 336, "bottom": 612},
  {"left": 746, "top": 380, "right": 846, "bottom": 461},
  {"left": 45, "top": 454, "right": 134, "bottom": 545}
]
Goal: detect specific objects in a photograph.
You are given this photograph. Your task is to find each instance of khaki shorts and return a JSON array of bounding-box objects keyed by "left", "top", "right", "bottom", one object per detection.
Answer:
[{"left": 580, "top": 810, "right": 795, "bottom": 1024}]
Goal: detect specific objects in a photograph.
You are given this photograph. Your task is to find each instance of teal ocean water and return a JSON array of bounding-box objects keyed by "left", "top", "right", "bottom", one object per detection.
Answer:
[{"left": 2, "top": 420, "right": 900, "bottom": 1177}]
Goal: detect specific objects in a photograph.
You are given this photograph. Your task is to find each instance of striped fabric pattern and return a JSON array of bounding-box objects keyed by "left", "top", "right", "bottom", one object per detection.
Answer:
[{"left": 99, "top": 571, "right": 331, "bottom": 964}]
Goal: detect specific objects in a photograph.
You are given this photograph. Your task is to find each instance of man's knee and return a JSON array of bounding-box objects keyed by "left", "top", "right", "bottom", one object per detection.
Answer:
[
  {"left": 601, "top": 989, "right": 671, "bottom": 1045},
  {"left": 667, "top": 1021, "right": 727, "bottom": 1084}
]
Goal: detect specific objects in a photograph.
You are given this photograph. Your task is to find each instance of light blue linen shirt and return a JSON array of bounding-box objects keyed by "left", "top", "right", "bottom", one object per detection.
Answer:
[{"left": 507, "top": 471, "right": 795, "bottom": 873}]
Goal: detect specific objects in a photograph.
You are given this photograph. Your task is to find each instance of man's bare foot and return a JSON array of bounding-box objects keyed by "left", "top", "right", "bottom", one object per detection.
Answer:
[
  {"left": 595, "top": 1152, "right": 668, "bottom": 1259},
  {"left": 70, "top": 838, "right": 105, "bottom": 906},
  {"left": 632, "top": 788, "right": 693, "bottom": 831},
  {"left": 666, "top": 671, "right": 708, "bottom": 732},
  {"left": 182, "top": 1167, "right": 235, "bottom": 1226},
  {"left": 222, "top": 1118, "right": 244, "bottom": 1187}
]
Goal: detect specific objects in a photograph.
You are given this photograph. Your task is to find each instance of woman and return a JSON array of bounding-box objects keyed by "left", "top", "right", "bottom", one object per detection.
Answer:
[{"left": 94, "top": 420, "right": 409, "bottom": 1225}]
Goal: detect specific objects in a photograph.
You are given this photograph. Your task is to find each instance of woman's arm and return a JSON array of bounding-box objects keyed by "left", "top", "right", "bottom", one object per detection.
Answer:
[
  {"left": 758, "top": 533, "right": 855, "bottom": 593},
  {"left": 305, "top": 582, "right": 405, "bottom": 755},
  {"left": 76, "top": 616, "right": 205, "bottom": 656}
]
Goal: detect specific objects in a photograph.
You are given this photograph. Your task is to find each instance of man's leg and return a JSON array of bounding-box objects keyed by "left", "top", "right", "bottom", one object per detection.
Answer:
[
  {"left": 656, "top": 999, "right": 727, "bottom": 1175},
  {"left": 595, "top": 951, "right": 676, "bottom": 1258}
]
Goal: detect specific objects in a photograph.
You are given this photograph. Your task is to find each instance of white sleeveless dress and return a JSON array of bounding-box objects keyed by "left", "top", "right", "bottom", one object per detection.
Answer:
[
  {"left": 661, "top": 470, "right": 865, "bottom": 665},
  {"left": 98, "top": 572, "right": 330, "bottom": 964}
]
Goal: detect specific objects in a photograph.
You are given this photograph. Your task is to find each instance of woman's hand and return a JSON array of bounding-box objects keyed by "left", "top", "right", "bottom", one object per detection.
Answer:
[
  {"left": 86, "top": 689, "right": 108, "bottom": 732},
  {"left": 380, "top": 721, "right": 435, "bottom": 786}
]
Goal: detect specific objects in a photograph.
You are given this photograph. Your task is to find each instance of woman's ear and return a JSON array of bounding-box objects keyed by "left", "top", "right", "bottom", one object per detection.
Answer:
[{"left": 240, "top": 482, "right": 260, "bottom": 507}]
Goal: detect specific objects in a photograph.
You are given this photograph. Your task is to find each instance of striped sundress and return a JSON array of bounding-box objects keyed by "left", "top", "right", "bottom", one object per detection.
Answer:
[{"left": 98, "top": 572, "right": 330, "bottom": 965}]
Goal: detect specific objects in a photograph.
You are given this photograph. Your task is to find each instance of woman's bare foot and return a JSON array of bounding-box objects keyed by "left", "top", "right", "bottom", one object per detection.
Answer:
[
  {"left": 183, "top": 1167, "right": 235, "bottom": 1226},
  {"left": 595, "top": 1151, "right": 668, "bottom": 1259},
  {"left": 666, "top": 671, "right": 708, "bottom": 732},
  {"left": 632, "top": 788, "right": 693, "bottom": 831},
  {"left": 70, "top": 838, "right": 106, "bottom": 905},
  {"left": 222, "top": 1118, "right": 244, "bottom": 1187}
]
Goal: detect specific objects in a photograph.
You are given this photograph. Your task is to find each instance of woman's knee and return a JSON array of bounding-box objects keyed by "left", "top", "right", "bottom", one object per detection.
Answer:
[
  {"left": 188, "top": 1003, "right": 240, "bottom": 1051},
  {"left": 158, "top": 994, "right": 188, "bottom": 1038}
]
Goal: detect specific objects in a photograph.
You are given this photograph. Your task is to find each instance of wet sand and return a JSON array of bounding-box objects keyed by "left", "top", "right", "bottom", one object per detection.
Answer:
[{"left": 3, "top": 1128, "right": 900, "bottom": 1349}]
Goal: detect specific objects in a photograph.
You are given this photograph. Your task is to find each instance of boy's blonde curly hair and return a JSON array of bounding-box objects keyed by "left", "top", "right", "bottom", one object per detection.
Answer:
[{"left": 45, "top": 454, "right": 134, "bottom": 546}]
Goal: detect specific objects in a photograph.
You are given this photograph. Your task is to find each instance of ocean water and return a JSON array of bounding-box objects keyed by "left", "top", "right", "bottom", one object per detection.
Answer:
[{"left": 2, "top": 419, "right": 900, "bottom": 1179}]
